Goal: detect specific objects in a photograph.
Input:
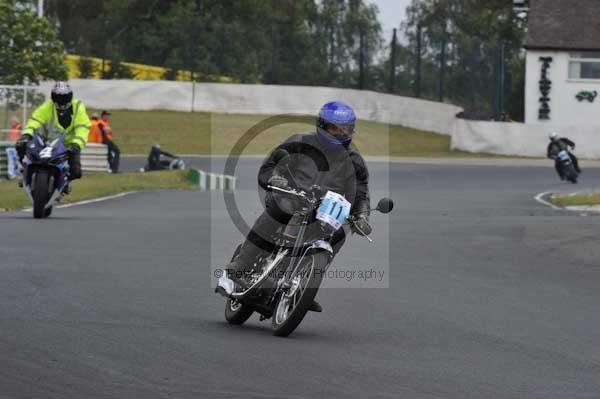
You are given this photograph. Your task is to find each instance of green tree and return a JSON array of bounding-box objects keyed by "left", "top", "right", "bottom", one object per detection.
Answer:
[
  {"left": 101, "top": 42, "right": 134, "bottom": 79},
  {"left": 44, "top": 0, "right": 384, "bottom": 88},
  {"left": 403, "top": 0, "right": 525, "bottom": 117},
  {"left": 0, "top": 0, "right": 68, "bottom": 84},
  {"left": 77, "top": 56, "right": 96, "bottom": 78}
]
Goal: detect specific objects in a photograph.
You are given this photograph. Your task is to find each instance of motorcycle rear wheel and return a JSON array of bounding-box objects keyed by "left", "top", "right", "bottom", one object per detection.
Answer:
[
  {"left": 272, "top": 251, "right": 328, "bottom": 337},
  {"left": 32, "top": 170, "right": 51, "bottom": 219}
]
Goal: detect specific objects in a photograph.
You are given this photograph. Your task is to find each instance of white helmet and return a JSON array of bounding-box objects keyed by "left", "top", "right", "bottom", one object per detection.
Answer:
[{"left": 549, "top": 132, "right": 558, "bottom": 141}]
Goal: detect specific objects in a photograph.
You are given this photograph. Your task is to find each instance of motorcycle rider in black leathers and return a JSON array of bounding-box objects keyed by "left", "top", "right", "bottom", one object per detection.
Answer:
[
  {"left": 217, "top": 101, "right": 372, "bottom": 312},
  {"left": 547, "top": 132, "right": 580, "bottom": 179}
]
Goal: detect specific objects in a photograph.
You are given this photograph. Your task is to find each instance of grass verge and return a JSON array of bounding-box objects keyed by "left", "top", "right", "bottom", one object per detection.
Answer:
[
  {"left": 91, "top": 109, "right": 502, "bottom": 157},
  {"left": 549, "top": 193, "right": 600, "bottom": 207},
  {"left": 0, "top": 170, "right": 195, "bottom": 211}
]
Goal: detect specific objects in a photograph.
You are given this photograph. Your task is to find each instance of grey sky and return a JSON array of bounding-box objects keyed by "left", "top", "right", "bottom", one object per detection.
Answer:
[{"left": 368, "top": 0, "right": 412, "bottom": 41}]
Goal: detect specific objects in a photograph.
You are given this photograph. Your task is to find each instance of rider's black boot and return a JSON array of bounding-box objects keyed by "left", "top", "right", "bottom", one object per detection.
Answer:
[
  {"left": 226, "top": 241, "right": 265, "bottom": 285},
  {"left": 308, "top": 300, "right": 322, "bottom": 312}
]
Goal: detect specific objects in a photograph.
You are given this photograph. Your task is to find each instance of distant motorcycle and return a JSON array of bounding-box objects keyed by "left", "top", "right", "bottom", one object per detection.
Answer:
[
  {"left": 22, "top": 132, "right": 71, "bottom": 218},
  {"left": 216, "top": 149, "right": 394, "bottom": 337},
  {"left": 555, "top": 150, "right": 579, "bottom": 184}
]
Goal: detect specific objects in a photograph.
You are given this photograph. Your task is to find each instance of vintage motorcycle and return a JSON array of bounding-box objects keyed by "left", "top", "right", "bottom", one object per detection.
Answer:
[
  {"left": 216, "top": 150, "right": 393, "bottom": 337},
  {"left": 21, "top": 132, "right": 71, "bottom": 218}
]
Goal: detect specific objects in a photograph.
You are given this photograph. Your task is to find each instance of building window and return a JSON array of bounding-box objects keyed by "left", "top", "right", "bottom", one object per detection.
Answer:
[{"left": 569, "top": 52, "right": 600, "bottom": 79}]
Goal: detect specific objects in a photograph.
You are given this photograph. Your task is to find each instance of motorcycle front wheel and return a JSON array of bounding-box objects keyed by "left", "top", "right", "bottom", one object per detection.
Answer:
[
  {"left": 32, "top": 170, "right": 51, "bottom": 219},
  {"left": 272, "top": 251, "right": 329, "bottom": 337},
  {"left": 225, "top": 299, "right": 254, "bottom": 325},
  {"left": 223, "top": 244, "right": 254, "bottom": 325}
]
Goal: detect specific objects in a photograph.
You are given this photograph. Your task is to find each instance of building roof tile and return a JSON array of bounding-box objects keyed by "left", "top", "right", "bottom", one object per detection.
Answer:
[{"left": 526, "top": 0, "right": 600, "bottom": 51}]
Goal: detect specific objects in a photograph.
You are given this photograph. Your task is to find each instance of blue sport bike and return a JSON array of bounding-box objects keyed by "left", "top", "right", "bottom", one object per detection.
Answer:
[{"left": 22, "top": 132, "right": 71, "bottom": 219}]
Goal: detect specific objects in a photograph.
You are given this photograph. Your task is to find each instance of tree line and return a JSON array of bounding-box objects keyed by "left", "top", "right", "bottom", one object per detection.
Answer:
[
  {"left": 400, "top": 0, "right": 526, "bottom": 120},
  {"left": 44, "top": 0, "right": 383, "bottom": 88},
  {"left": 3, "top": 0, "right": 527, "bottom": 119}
]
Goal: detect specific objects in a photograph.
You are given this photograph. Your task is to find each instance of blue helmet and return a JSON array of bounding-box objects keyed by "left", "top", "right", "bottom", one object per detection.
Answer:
[{"left": 316, "top": 101, "right": 356, "bottom": 146}]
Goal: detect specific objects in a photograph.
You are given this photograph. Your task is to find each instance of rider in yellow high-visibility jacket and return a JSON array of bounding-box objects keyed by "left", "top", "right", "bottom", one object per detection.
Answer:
[{"left": 17, "top": 82, "right": 91, "bottom": 180}]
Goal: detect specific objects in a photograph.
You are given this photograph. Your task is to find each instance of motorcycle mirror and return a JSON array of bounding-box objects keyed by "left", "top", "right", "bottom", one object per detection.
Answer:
[
  {"left": 376, "top": 198, "right": 394, "bottom": 214},
  {"left": 272, "top": 148, "right": 290, "bottom": 164}
]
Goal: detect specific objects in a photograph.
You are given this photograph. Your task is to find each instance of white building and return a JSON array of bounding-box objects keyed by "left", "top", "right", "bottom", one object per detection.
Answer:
[{"left": 524, "top": 0, "right": 600, "bottom": 126}]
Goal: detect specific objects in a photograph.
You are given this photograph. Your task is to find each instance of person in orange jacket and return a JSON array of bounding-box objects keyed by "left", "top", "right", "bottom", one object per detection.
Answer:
[
  {"left": 8, "top": 116, "right": 22, "bottom": 142},
  {"left": 87, "top": 113, "right": 103, "bottom": 144},
  {"left": 98, "top": 110, "right": 120, "bottom": 173}
]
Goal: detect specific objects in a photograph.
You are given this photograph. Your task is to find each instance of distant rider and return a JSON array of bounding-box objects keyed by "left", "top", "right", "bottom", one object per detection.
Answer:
[
  {"left": 217, "top": 101, "right": 372, "bottom": 312},
  {"left": 144, "top": 144, "right": 183, "bottom": 171},
  {"left": 547, "top": 132, "right": 580, "bottom": 179},
  {"left": 16, "top": 82, "right": 91, "bottom": 181}
]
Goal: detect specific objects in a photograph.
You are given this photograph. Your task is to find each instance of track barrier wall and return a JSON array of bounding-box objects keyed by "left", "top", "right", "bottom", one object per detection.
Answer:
[
  {"left": 0, "top": 142, "right": 12, "bottom": 178},
  {"left": 451, "top": 119, "right": 600, "bottom": 159},
  {"left": 187, "top": 168, "right": 236, "bottom": 191},
  {"left": 37, "top": 80, "right": 462, "bottom": 136},
  {"left": 81, "top": 144, "right": 109, "bottom": 172},
  {"left": 28, "top": 80, "right": 600, "bottom": 158}
]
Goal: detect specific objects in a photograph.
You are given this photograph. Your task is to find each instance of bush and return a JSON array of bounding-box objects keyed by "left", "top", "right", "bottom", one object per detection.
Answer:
[
  {"left": 77, "top": 56, "right": 96, "bottom": 79},
  {"left": 102, "top": 60, "right": 135, "bottom": 80}
]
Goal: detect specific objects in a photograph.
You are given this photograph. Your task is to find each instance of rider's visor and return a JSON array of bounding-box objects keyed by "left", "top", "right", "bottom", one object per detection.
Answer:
[{"left": 326, "top": 122, "right": 355, "bottom": 139}]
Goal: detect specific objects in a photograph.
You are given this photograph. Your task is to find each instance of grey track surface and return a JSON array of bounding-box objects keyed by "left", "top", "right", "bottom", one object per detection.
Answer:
[{"left": 2, "top": 159, "right": 600, "bottom": 399}]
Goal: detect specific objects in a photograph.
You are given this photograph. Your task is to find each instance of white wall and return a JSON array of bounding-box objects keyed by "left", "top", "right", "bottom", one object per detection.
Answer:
[
  {"left": 451, "top": 118, "right": 600, "bottom": 159},
  {"left": 451, "top": 50, "right": 600, "bottom": 158},
  {"left": 525, "top": 50, "right": 600, "bottom": 126},
  {"left": 39, "top": 80, "right": 462, "bottom": 136}
]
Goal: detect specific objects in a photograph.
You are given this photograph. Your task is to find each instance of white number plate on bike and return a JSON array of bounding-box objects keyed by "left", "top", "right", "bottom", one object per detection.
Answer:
[
  {"left": 558, "top": 150, "right": 570, "bottom": 161},
  {"left": 316, "top": 191, "right": 351, "bottom": 230}
]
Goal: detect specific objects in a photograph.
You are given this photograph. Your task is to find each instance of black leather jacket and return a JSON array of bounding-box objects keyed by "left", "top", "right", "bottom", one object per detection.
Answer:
[
  {"left": 258, "top": 133, "right": 370, "bottom": 216},
  {"left": 547, "top": 138, "right": 575, "bottom": 159}
]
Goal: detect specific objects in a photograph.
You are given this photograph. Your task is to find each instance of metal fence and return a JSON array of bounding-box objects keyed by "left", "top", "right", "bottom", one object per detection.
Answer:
[{"left": 0, "top": 85, "right": 47, "bottom": 141}]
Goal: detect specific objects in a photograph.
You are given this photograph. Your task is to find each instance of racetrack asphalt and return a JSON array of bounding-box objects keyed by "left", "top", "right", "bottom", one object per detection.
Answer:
[{"left": 1, "top": 158, "right": 600, "bottom": 399}]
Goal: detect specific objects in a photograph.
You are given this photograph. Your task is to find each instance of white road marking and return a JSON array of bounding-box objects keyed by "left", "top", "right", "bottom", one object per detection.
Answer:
[
  {"left": 534, "top": 191, "right": 562, "bottom": 210},
  {"left": 21, "top": 191, "right": 137, "bottom": 212}
]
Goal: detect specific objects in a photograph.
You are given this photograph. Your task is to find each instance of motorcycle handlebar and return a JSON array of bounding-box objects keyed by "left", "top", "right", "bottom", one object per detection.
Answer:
[
  {"left": 268, "top": 184, "right": 376, "bottom": 242},
  {"left": 267, "top": 185, "right": 307, "bottom": 198}
]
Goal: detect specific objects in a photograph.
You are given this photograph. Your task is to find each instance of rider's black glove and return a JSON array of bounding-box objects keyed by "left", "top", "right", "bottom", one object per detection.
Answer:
[
  {"left": 268, "top": 175, "right": 288, "bottom": 189},
  {"left": 352, "top": 215, "right": 372, "bottom": 236},
  {"left": 16, "top": 134, "right": 31, "bottom": 145},
  {"left": 15, "top": 135, "right": 32, "bottom": 160},
  {"left": 68, "top": 144, "right": 81, "bottom": 155}
]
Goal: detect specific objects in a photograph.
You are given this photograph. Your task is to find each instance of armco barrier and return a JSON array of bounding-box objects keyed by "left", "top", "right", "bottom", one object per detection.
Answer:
[
  {"left": 81, "top": 143, "right": 109, "bottom": 172},
  {"left": 0, "top": 142, "right": 11, "bottom": 178},
  {"left": 188, "top": 168, "right": 236, "bottom": 191}
]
